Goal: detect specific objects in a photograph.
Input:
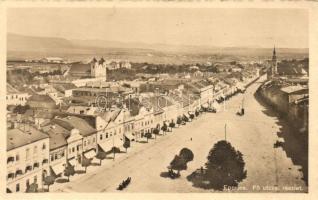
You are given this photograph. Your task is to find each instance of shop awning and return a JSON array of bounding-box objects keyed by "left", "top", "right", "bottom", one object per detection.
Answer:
[
  {"left": 84, "top": 149, "right": 96, "bottom": 159},
  {"left": 68, "top": 158, "right": 77, "bottom": 166},
  {"left": 201, "top": 103, "right": 209, "bottom": 108},
  {"left": 50, "top": 163, "right": 65, "bottom": 177},
  {"left": 211, "top": 102, "right": 220, "bottom": 109},
  {"left": 124, "top": 133, "right": 134, "bottom": 141},
  {"left": 99, "top": 142, "right": 110, "bottom": 153}
]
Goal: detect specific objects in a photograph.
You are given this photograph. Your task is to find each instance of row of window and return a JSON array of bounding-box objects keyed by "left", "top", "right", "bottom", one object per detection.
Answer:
[
  {"left": 100, "top": 131, "right": 116, "bottom": 140},
  {"left": 50, "top": 151, "right": 65, "bottom": 162},
  {"left": 68, "top": 145, "right": 82, "bottom": 155},
  {"left": 7, "top": 159, "right": 48, "bottom": 180},
  {"left": 83, "top": 137, "right": 96, "bottom": 147},
  {"left": 6, "top": 95, "right": 26, "bottom": 100},
  {"left": 7, "top": 143, "right": 47, "bottom": 164}
]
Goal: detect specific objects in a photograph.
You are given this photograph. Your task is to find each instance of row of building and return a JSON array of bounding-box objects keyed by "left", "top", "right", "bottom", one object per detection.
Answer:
[{"left": 7, "top": 56, "right": 261, "bottom": 193}]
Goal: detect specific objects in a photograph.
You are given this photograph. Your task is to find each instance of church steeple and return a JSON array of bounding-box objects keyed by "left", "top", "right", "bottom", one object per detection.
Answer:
[
  {"left": 272, "top": 46, "right": 277, "bottom": 60},
  {"left": 272, "top": 45, "right": 277, "bottom": 76}
]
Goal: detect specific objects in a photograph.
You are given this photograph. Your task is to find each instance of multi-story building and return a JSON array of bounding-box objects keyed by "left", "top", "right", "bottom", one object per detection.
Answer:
[
  {"left": 7, "top": 126, "right": 50, "bottom": 193},
  {"left": 6, "top": 84, "right": 29, "bottom": 106},
  {"left": 41, "top": 124, "right": 69, "bottom": 177}
]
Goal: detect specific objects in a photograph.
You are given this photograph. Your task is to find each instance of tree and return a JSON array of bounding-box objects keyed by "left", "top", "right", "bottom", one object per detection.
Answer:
[
  {"left": 64, "top": 162, "right": 75, "bottom": 182},
  {"left": 169, "top": 121, "right": 175, "bottom": 131},
  {"left": 183, "top": 115, "right": 189, "bottom": 122},
  {"left": 204, "top": 140, "right": 247, "bottom": 190},
  {"left": 96, "top": 150, "right": 107, "bottom": 165},
  {"left": 111, "top": 146, "right": 121, "bottom": 160},
  {"left": 26, "top": 182, "right": 38, "bottom": 193},
  {"left": 81, "top": 155, "right": 92, "bottom": 173},
  {"left": 179, "top": 148, "right": 194, "bottom": 162},
  {"left": 176, "top": 117, "right": 182, "bottom": 127},
  {"left": 195, "top": 110, "right": 200, "bottom": 117},
  {"left": 153, "top": 128, "right": 160, "bottom": 139},
  {"left": 43, "top": 175, "right": 55, "bottom": 192},
  {"left": 123, "top": 136, "right": 131, "bottom": 152},
  {"left": 144, "top": 131, "right": 152, "bottom": 142},
  {"left": 13, "top": 105, "right": 30, "bottom": 114},
  {"left": 168, "top": 155, "right": 188, "bottom": 176},
  {"left": 161, "top": 122, "right": 168, "bottom": 135}
]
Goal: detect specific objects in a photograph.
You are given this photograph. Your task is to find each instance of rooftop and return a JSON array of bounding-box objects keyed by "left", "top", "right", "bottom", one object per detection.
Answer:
[
  {"left": 280, "top": 85, "right": 308, "bottom": 94},
  {"left": 41, "top": 124, "right": 69, "bottom": 150},
  {"left": 7, "top": 126, "right": 49, "bottom": 151},
  {"left": 52, "top": 116, "right": 96, "bottom": 137}
]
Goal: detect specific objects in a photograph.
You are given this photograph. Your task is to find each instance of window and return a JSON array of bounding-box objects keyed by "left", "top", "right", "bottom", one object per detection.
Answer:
[
  {"left": 88, "top": 140, "right": 90, "bottom": 145},
  {"left": 106, "top": 133, "right": 108, "bottom": 138},
  {"left": 100, "top": 134, "right": 103, "bottom": 140},
  {"left": 42, "top": 143, "right": 46, "bottom": 150},
  {"left": 76, "top": 146, "right": 79, "bottom": 151},
  {"left": 26, "top": 148, "right": 30, "bottom": 160},
  {"left": 72, "top": 147, "right": 75, "bottom": 153},
  {"left": 93, "top": 138, "right": 96, "bottom": 143},
  {"left": 54, "top": 154, "right": 58, "bottom": 160},
  {"left": 7, "top": 156, "right": 14, "bottom": 164},
  {"left": 51, "top": 155, "right": 54, "bottom": 162},
  {"left": 16, "top": 183, "right": 20, "bottom": 192},
  {"left": 34, "top": 175, "right": 37, "bottom": 183},
  {"left": 33, "top": 146, "right": 38, "bottom": 155},
  {"left": 61, "top": 151, "right": 65, "bottom": 157}
]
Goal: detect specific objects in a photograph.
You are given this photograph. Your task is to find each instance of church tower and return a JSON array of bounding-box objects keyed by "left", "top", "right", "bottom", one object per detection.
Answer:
[
  {"left": 90, "top": 57, "right": 107, "bottom": 81},
  {"left": 271, "top": 46, "right": 277, "bottom": 76}
]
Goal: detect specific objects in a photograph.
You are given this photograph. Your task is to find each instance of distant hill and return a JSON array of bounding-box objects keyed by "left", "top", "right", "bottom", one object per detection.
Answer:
[{"left": 7, "top": 33, "right": 309, "bottom": 64}]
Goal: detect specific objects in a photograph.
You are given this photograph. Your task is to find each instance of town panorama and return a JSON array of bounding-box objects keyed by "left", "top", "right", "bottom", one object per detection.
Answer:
[{"left": 6, "top": 8, "right": 308, "bottom": 193}]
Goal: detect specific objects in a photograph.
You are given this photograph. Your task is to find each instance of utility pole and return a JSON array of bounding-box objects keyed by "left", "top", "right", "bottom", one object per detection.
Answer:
[
  {"left": 224, "top": 123, "right": 227, "bottom": 141},
  {"left": 223, "top": 91, "right": 226, "bottom": 111},
  {"left": 113, "top": 133, "right": 115, "bottom": 161}
]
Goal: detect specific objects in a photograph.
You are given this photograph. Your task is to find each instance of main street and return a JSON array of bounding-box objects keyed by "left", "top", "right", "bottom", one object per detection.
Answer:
[{"left": 52, "top": 77, "right": 307, "bottom": 193}]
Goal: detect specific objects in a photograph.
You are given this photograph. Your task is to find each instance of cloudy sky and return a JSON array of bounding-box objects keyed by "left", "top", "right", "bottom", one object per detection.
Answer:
[{"left": 7, "top": 8, "right": 308, "bottom": 48}]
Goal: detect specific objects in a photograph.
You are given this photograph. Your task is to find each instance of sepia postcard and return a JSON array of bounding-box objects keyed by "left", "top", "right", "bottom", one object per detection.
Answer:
[{"left": 1, "top": 1, "right": 318, "bottom": 200}]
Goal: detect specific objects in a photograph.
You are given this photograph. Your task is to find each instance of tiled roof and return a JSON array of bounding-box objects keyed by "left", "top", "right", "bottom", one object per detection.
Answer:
[
  {"left": 7, "top": 126, "right": 49, "bottom": 151},
  {"left": 280, "top": 85, "right": 308, "bottom": 94},
  {"left": 41, "top": 124, "right": 69, "bottom": 150},
  {"left": 7, "top": 84, "right": 22, "bottom": 94},
  {"left": 52, "top": 116, "right": 96, "bottom": 137}
]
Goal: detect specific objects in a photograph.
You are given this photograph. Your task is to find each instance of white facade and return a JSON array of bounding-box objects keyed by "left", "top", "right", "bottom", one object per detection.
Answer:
[
  {"left": 7, "top": 138, "right": 50, "bottom": 193},
  {"left": 6, "top": 93, "right": 29, "bottom": 106},
  {"left": 91, "top": 58, "right": 107, "bottom": 81}
]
